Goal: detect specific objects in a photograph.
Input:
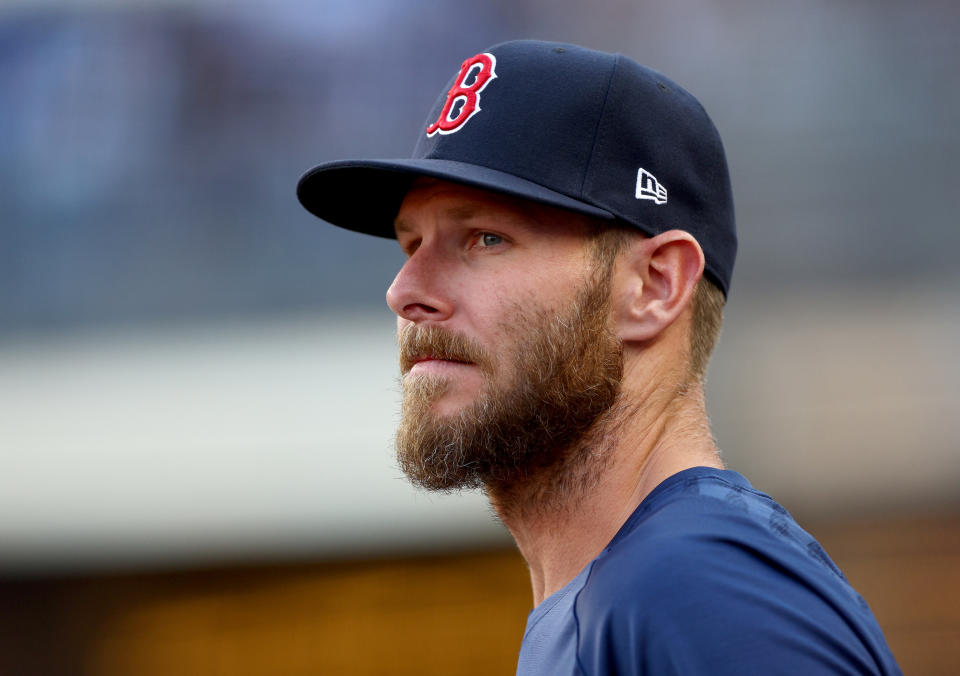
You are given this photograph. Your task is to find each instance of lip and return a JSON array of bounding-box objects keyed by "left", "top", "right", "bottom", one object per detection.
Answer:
[{"left": 408, "top": 356, "right": 475, "bottom": 374}]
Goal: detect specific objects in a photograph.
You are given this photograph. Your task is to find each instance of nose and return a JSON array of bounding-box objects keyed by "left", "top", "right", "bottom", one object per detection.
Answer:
[{"left": 386, "top": 246, "right": 455, "bottom": 323}]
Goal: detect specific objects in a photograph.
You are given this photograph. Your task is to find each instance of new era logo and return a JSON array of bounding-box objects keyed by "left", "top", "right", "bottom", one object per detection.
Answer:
[{"left": 635, "top": 168, "right": 667, "bottom": 205}]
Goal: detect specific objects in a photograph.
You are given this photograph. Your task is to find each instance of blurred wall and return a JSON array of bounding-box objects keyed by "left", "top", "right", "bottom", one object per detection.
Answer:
[
  {"left": 1, "top": 1, "right": 958, "bottom": 674},
  {"left": 1, "top": 0, "right": 957, "bottom": 571}
]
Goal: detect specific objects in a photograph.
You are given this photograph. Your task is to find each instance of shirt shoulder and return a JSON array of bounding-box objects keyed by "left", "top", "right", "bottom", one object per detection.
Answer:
[{"left": 573, "top": 468, "right": 902, "bottom": 676}]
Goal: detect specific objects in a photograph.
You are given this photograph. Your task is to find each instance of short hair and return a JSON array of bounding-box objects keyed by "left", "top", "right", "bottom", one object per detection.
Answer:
[{"left": 588, "top": 223, "right": 724, "bottom": 382}]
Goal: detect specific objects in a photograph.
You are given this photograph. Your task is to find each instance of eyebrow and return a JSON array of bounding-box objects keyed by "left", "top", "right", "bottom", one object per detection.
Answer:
[{"left": 393, "top": 204, "right": 485, "bottom": 235}]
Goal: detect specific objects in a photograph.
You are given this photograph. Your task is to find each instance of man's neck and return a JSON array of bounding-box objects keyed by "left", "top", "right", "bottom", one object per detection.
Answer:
[{"left": 487, "top": 378, "right": 722, "bottom": 607}]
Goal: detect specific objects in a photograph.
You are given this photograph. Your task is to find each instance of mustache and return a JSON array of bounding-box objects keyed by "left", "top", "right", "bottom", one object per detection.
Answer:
[{"left": 397, "top": 324, "right": 492, "bottom": 374}]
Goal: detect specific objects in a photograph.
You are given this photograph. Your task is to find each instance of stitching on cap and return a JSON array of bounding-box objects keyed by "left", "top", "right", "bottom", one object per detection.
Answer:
[{"left": 578, "top": 54, "right": 620, "bottom": 198}]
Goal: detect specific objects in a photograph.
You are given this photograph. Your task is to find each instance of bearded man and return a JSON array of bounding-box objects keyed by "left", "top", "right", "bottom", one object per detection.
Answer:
[{"left": 297, "top": 40, "right": 901, "bottom": 676}]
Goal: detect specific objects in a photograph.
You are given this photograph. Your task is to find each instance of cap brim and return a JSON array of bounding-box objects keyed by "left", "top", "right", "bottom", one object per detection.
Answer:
[{"left": 296, "top": 158, "right": 615, "bottom": 239}]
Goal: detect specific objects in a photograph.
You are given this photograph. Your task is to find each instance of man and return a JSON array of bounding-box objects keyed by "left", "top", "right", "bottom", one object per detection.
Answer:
[{"left": 297, "top": 40, "right": 901, "bottom": 675}]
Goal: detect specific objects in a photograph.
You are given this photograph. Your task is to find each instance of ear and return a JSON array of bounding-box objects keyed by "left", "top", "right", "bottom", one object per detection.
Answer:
[{"left": 613, "top": 230, "right": 705, "bottom": 343}]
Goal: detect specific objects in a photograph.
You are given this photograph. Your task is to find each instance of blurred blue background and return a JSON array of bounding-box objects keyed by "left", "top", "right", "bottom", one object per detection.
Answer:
[{"left": 1, "top": 0, "right": 959, "bottom": 573}]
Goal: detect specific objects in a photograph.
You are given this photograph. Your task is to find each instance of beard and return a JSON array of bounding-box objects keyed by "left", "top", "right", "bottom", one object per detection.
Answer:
[{"left": 394, "top": 267, "right": 623, "bottom": 493}]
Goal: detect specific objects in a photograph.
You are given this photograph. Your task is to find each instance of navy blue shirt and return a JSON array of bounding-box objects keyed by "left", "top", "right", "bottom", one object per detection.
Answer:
[{"left": 517, "top": 467, "right": 902, "bottom": 675}]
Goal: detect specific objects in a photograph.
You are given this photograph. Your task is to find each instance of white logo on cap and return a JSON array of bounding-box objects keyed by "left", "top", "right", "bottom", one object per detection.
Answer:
[{"left": 635, "top": 168, "right": 667, "bottom": 205}]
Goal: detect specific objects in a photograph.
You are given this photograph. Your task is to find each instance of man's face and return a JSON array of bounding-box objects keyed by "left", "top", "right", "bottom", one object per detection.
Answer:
[{"left": 387, "top": 180, "right": 623, "bottom": 491}]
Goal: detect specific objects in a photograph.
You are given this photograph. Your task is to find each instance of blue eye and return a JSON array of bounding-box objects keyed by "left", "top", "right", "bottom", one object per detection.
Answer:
[{"left": 480, "top": 233, "right": 503, "bottom": 247}]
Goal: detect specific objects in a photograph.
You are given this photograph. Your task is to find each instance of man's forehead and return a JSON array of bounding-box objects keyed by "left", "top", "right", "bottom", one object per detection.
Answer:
[
  {"left": 394, "top": 202, "right": 486, "bottom": 236},
  {"left": 394, "top": 177, "right": 595, "bottom": 236},
  {"left": 398, "top": 177, "right": 529, "bottom": 214}
]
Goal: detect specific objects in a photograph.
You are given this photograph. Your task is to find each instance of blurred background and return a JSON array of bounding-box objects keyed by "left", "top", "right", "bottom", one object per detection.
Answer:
[{"left": 1, "top": 0, "right": 958, "bottom": 673}]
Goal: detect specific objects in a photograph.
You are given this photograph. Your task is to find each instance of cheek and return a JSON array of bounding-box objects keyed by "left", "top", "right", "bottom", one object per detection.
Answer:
[
  {"left": 454, "top": 273, "right": 508, "bottom": 320},
  {"left": 463, "top": 258, "right": 593, "bottom": 342}
]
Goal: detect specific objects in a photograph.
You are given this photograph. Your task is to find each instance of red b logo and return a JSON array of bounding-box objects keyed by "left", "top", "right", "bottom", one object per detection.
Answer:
[{"left": 426, "top": 52, "right": 497, "bottom": 137}]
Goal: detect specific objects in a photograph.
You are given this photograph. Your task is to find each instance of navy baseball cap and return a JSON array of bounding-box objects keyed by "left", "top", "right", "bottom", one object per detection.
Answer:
[{"left": 297, "top": 40, "right": 737, "bottom": 295}]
